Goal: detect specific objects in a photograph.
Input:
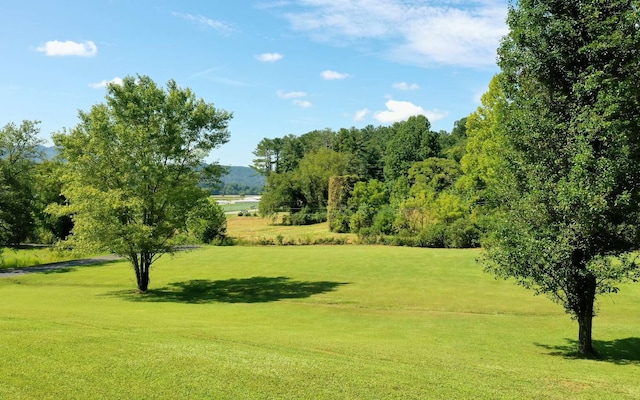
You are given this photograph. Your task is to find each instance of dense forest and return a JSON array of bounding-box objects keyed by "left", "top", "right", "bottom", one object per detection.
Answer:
[{"left": 251, "top": 112, "right": 479, "bottom": 247}]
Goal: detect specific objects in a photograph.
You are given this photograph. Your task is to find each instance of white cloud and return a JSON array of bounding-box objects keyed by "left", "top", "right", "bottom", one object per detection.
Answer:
[
  {"left": 353, "top": 108, "right": 370, "bottom": 121},
  {"left": 172, "top": 12, "right": 234, "bottom": 34},
  {"left": 393, "top": 6, "right": 507, "bottom": 67},
  {"left": 278, "top": 90, "right": 311, "bottom": 107},
  {"left": 256, "top": 53, "right": 283, "bottom": 62},
  {"left": 283, "top": 1, "right": 508, "bottom": 68},
  {"left": 393, "top": 82, "right": 420, "bottom": 91},
  {"left": 374, "top": 100, "right": 447, "bottom": 123},
  {"left": 321, "top": 70, "right": 350, "bottom": 80},
  {"left": 36, "top": 40, "right": 97, "bottom": 57},
  {"left": 88, "top": 77, "right": 123, "bottom": 89},
  {"left": 293, "top": 99, "right": 312, "bottom": 108},
  {"left": 277, "top": 90, "right": 307, "bottom": 99},
  {"left": 189, "top": 67, "right": 249, "bottom": 86}
]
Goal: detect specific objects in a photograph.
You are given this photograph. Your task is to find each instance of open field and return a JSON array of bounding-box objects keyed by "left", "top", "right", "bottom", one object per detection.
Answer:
[
  {"left": 227, "top": 215, "right": 357, "bottom": 244},
  {"left": 219, "top": 202, "right": 259, "bottom": 213},
  {"left": 1, "top": 246, "right": 639, "bottom": 399},
  {"left": 214, "top": 195, "right": 260, "bottom": 213}
]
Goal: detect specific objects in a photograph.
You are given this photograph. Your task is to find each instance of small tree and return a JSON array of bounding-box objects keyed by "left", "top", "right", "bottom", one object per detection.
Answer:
[
  {"left": 384, "top": 115, "right": 440, "bottom": 182},
  {"left": 53, "top": 75, "right": 231, "bottom": 292},
  {"left": 186, "top": 198, "right": 227, "bottom": 244},
  {"left": 0, "top": 120, "right": 43, "bottom": 246}
]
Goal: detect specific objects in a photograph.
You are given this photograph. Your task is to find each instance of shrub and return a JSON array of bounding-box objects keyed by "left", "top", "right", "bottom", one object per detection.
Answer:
[
  {"left": 282, "top": 208, "right": 327, "bottom": 226},
  {"left": 186, "top": 198, "right": 227, "bottom": 244},
  {"left": 443, "top": 218, "right": 480, "bottom": 248},
  {"left": 372, "top": 206, "right": 397, "bottom": 235}
]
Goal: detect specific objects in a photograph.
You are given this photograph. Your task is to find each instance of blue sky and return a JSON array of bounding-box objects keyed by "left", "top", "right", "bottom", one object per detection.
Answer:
[{"left": 1, "top": 0, "right": 507, "bottom": 167}]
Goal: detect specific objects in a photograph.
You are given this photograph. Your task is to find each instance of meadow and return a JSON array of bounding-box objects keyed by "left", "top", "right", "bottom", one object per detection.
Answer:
[
  {"left": 227, "top": 215, "right": 357, "bottom": 244},
  {"left": 0, "top": 246, "right": 83, "bottom": 269},
  {"left": 1, "top": 242, "right": 639, "bottom": 399}
]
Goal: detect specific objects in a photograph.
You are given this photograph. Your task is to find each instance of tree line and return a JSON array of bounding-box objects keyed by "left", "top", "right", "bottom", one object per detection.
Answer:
[{"left": 252, "top": 112, "right": 478, "bottom": 247}]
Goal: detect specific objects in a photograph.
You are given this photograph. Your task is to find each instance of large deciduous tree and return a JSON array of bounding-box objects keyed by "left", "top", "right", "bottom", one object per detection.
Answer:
[
  {"left": 384, "top": 115, "right": 440, "bottom": 182},
  {"left": 53, "top": 75, "right": 231, "bottom": 292},
  {"left": 0, "top": 120, "right": 43, "bottom": 246},
  {"left": 483, "top": 1, "right": 640, "bottom": 356}
]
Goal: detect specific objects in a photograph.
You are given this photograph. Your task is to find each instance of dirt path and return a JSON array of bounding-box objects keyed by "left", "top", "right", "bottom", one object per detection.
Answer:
[{"left": 0, "top": 255, "right": 122, "bottom": 278}]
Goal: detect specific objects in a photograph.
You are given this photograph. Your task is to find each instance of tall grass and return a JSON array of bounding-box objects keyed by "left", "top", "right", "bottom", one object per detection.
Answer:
[
  {"left": 0, "top": 247, "right": 81, "bottom": 269},
  {"left": 0, "top": 246, "right": 638, "bottom": 399}
]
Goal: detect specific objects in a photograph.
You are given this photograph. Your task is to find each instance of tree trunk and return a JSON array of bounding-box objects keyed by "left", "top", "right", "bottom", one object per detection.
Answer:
[
  {"left": 577, "top": 312, "right": 595, "bottom": 357},
  {"left": 137, "top": 265, "right": 150, "bottom": 293},
  {"left": 575, "top": 271, "right": 597, "bottom": 357},
  {"left": 131, "top": 252, "right": 151, "bottom": 293},
  {"left": 572, "top": 249, "right": 598, "bottom": 357}
]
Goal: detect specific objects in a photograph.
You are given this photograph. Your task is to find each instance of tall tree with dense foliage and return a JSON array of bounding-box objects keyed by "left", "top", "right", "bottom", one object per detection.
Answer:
[
  {"left": 53, "top": 76, "right": 231, "bottom": 292},
  {"left": 295, "top": 148, "right": 349, "bottom": 213},
  {"left": 458, "top": 75, "right": 508, "bottom": 211},
  {"left": 439, "top": 117, "right": 468, "bottom": 162},
  {"left": 483, "top": 1, "right": 640, "bottom": 356},
  {"left": 34, "top": 160, "right": 74, "bottom": 243},
  {"left": 384, "top": 115, "right": 440, "bottom": 181},
  {"left": 251, "top": 137, "right": 282, "bottom": 176},
  {"left": 0, "top": 120, "right": 43, "bottom": 246}
]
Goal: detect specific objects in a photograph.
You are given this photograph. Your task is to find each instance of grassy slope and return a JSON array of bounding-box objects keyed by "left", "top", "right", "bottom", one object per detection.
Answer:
[{"left": 0, "top": 246, "right": 638, "bottom": 399}]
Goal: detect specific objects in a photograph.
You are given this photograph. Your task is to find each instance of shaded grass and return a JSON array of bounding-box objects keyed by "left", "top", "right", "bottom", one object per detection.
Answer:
[
  {"left": 0, "top": 246, "right": 639, "bottom": 399},
  {"left": 113, "top": 276, "right": 348, "bottom": 303}
]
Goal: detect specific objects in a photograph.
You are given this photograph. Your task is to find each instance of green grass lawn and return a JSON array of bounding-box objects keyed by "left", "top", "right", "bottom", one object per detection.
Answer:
[
  {"left": 0, "top": 246, "right": 639, "bottom": 399},
  {"left": 219, "top": 201, "right": 259, "bottom": 213}
]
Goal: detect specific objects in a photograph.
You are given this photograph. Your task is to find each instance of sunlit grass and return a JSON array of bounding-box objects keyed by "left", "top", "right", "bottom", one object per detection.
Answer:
[
  {"left": 1, "top": 246, "right": 639, "bottom": 399},
  {"left": 226, "top": 215, "right": 357, "bottom": 244},
  {"left": 219, "top": 202, "right": 259, "bottom": 213},
  {"left": 0, "top": 246, "right": 83, "bottom": 269}
]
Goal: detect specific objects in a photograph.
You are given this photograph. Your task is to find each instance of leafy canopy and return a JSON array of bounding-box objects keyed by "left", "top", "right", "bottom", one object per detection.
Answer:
[
  {"left": 0, "top": 120, "right": 43, "bottom": 245},
  {"left": 483, "top": 0, "right": 640, "bottom": 355},
  {"left": 53, "top": 75, "right": 232, "bottom": 291}
]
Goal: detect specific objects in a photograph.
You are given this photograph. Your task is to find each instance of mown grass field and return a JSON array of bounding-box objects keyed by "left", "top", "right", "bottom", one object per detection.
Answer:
[{"left": 1, "top": 245, "right": 639, "bottom": 399}]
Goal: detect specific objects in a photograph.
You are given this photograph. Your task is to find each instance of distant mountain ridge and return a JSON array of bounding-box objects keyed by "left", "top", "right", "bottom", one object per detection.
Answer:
[
  {"left": 37, "top": 145, "right": 265, "bottom": 189},
  {"left": 221, "top": 166, "right": 265, "bottom": 188},
  {"left": 37, "top": 145, "right": 57, "bottom": 161}
]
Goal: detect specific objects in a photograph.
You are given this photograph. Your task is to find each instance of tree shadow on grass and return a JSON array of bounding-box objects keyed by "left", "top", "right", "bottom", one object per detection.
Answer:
[
  {"left": 113, "top": 276, "right": 348, "bottom": 304},
  {"left": 535, "top": 338, "right": 640, "bottom": 365}
]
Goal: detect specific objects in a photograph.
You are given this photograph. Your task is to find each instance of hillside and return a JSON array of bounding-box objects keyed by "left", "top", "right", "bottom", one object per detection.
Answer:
[{"left": 221, "top": 166, "right": 265, "bottom": 187}]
